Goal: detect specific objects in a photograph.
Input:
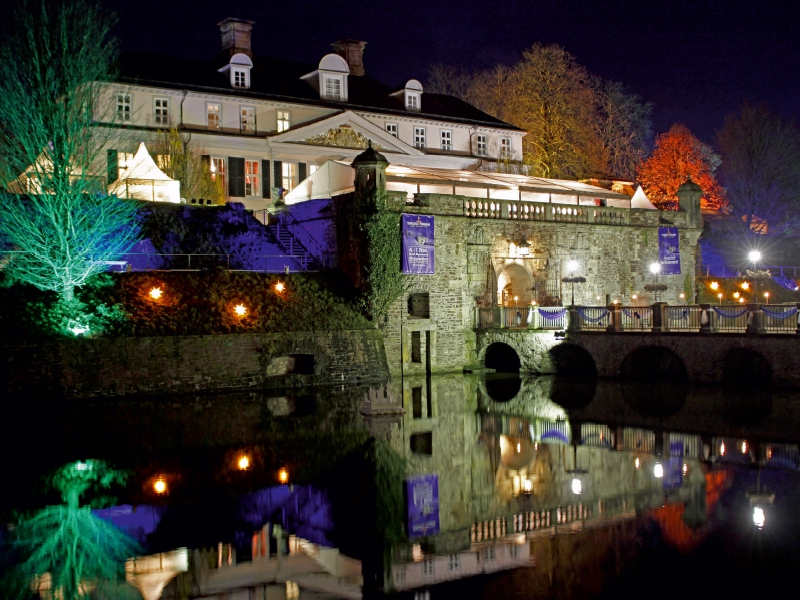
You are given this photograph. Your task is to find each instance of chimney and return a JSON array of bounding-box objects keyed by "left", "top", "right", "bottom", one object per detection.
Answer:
[
  {"left": 218, "top": 18, "right": 255, "bottom": 58},
  {"left": 332, "top": 40, "right": 367, "bottom": 76}
]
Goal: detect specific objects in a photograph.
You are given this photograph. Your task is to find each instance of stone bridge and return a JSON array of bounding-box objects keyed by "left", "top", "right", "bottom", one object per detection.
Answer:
[{"left": 475, "top": 330, "right": 800, "bottom": 388}]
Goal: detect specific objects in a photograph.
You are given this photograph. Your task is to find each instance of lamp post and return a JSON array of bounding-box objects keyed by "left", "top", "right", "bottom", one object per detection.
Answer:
[
  {"left": 561, "top": 260, "right": 585, "bottom": 307},
  {"left": 645, "top": 262, "right": 667, "bottom": 302},
  {"left": 749, "top": 251, "right": 761, "bottom": 303}
]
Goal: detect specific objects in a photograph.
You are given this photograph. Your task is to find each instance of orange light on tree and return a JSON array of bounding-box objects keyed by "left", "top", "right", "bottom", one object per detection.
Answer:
[
  {"left": 234, "top": 304, "right": 247, "bottom": 317},
  {"left": 149, "top": 287, "right": 163, "bottom": 300},
  {"left": 733, "top": 292, "right": 740, "bottom": 299},
  {"left": 274, "top": 281, "right": 285, "bottom": 293},
  {"left": 710, "top": 281, "right": 719, "bottom": 291},
  {"left": 237, "top": 455, "right": 250, "bottom": 471},
  {"left": 741, "top": 282, "right": 750, "bottom": 290},
  {"left": 278, "top": 468, "right": 289, "bottom": 484},
  {"left": 153, "top": 477, "right": 167, "bottom": 494}
]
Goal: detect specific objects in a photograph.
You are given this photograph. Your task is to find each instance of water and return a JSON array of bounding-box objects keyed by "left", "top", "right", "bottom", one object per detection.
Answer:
[{"left": 3, "top": 374, "right": 800, "bottom": 598}]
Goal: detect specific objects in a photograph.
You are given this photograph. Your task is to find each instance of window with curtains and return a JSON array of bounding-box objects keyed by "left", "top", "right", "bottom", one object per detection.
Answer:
[
  {"left": 245, "top": 160, "right": 259, "bottom": 196},
  {"left": 211, "top": 157, "right": 225, "bottom": 192}
]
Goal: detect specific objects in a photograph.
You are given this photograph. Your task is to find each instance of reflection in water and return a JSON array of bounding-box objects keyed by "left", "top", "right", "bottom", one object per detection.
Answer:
[{"left": 3, "top": 374, "right": 800, "bottom": 598}]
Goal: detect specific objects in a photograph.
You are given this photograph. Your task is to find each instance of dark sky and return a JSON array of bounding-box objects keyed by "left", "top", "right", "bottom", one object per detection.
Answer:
[{"left": 104, "top": 0, "right": 799, "bottom": 144}]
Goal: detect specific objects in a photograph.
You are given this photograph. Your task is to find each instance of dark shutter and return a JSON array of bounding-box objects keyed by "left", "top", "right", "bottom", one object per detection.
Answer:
[
  {"left": 201, "top": 154, "right": 210, "bottom": 169},
  {"left": 273, "top": 160, "right": 282, "bottom": 192},
  {"left": 298, "top": 162, "right": 307, "bottom": 182},
  {"left": 228, "top": 157, "right": 245, "bottom": 197},
  {"left": 262, "top": 160, "right": 270, "bottom": 198},
  {"left": 106, "top": 149, "right": 118, "bottom": 184}
]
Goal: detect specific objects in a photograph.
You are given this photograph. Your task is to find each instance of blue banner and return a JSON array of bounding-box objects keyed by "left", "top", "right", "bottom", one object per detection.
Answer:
[
  {"left": 406, "top": 474, "right": 440, "bottom": 538},
  {"left": 658, "top": 227, "right": 681, "bottom": 275},
  {"left": 402, "top": 214, "right": 435, "bottom": 275}
]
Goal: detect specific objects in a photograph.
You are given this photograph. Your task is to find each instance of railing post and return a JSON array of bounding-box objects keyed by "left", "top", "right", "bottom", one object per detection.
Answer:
[
  {"left": 698, "top": 303, "right": 715, "bottom": 333},
  {"left": 528, "top": 307, "right": 540, "bottom": 330},
  {"left": 494, "top": 306, "right": 504, "bottom": 329},
  {"left": 567, "top": 306, "right": 582, "bottom": 332},
  {"left": 605, "top": 304, "right": 623, "bottom": 333},
  {"left": 746, "top": 303, "right": 766, "bottom": 334},
  {"left": 651, "top": 302, "right": 668, "bottom": 333},
  {"left": 796, "top": 303, "right": 800, "bottom": 335}
]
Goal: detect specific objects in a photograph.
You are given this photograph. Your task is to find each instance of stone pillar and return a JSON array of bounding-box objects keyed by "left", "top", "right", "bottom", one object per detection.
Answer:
[
  {"left": 606, "top": 304, "right": 623, "bottom": 332},
  {"left": 494, "top": 306, "right": 505, "bottom": 329},
  {"left": 698, "top": 304, "right": 716, "bottom": 333},
  {"left": 567, "top": 306, "right": 582, "bottom": 332},
  {"left": 746, "top": 303, "right": 766, "bottom": 334},
  {"left": 651, "top": 302, "right": 668, "bottom": 332},
  {"left": 676, "top": 178, "right": 702, "bottom": 228}
]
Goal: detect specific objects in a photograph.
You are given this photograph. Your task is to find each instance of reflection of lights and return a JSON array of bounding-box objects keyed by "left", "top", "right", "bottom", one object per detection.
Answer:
[
  {"left": 682, "top": 463, "right": 688, "bottom": 474},
  {"left": 571, "top": 478, "right": 582, "bottom": 495},
  {"left": 742, "top": 441, "right": 747, "bottom": 454},
  {"left": 767, "top": 447, "right": 773, "bottom": 459},
  {"left": 521, "top": 478, "right": 533, "bottom": 493},
  {"left": 70, "top": 325, "right": 89, "bottom": 336},
  {"left": 534, "top": 442, "right": 538, "bottom": 450},
  {"left": 741, "top": 282, "right": 750, "bottom": 290},
  {"left": 654, "top": 463, "right": 664, "bottom": 478},
  {"left": 635, "top": 457, "right": 640, "bottom": 470},
  {"left": 286, "top": 580, "right": 299, "bottom": 599},
  {"left": 753, "top": 506, "right": 765, "bottom": 529},
  {"left": 720, "top": 442, "right": 726, "bottom": 455},
  {"left": 149, "top": 287, "right": 163, "bottom": 300},
  {"left": 274, "top": 281, "right": 286, "bottom": 293},
  {"left": 516, "top": 442, "right": 521, "bottom": 453},
  {"left": 234, "top": 304, "right": 247, "bottom": 317},
  {"left": 279, "top": 468, "right": 289, "bottom": 484},
  {"left": 237, "top": 455, "right": 250, "bottom": 470},
  {"left": 710, "top": 281, "right": 719, "bottom": 290},
  {"left": 154, "top": 477, "right": 167, "bottom": 494}
]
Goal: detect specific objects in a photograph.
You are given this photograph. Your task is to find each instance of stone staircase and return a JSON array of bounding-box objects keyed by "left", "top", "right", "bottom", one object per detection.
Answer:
[{"left": 269, "top": 221, "right": 322, "bottom": 272}]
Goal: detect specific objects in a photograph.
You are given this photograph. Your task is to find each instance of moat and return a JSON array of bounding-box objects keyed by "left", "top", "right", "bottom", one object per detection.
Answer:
[{"left": 2, "top": 373, "right": 799, "bottom": 599}]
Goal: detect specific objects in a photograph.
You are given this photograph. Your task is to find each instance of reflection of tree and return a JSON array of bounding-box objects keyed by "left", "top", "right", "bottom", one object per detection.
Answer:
[{"left": 8, "top": 460, "right": 138, "bottom": 600}]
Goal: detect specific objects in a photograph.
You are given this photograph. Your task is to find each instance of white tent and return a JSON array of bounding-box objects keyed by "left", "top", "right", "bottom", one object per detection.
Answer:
[
  {"left": 284, "top": 160, "right": 355, "bottom": 204},
  {"left": 630, "top": 185, "right": 658, "bottom": 210},
  {"left": 109, "top": 142, "right": 181, "bottom": 203}
]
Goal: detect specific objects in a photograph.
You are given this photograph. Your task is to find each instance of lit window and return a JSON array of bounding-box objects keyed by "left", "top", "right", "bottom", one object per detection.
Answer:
[
  {"left": 154, "top": 98, "right": 169, "bottom": 126},
  {"left": 441, "top": 130, "right": 452, "bottom": 151},
  {"left": 422, "top": 559, "right": 434, "bottom": 577},
  {"left": 386, "top": 123, "right": 398, "bottom": 137},
  {"left": 325, "top": 77, "right": 342, "bottom": 100},
  {"left": 407, "top": 93, "right": 419, "bottom": 109},
  {"left": 414, "top": 127, "right": 426, "bottom": 149},
  {"left": 117, "top": 93, "right": 131, "bottom": 121},
  {"left": 233, "top": 69, "right": 247, "bottom": 88},
  {"left": 240, "top": 106, "right": 255, "bottom": 133},
  {"left": 207, "top": 104, "right": 221, "bottom": 130},
  {"left": 245, "top": 160, "right": 259, "bottom": 196},
  {"left": 477, "top": 134, "right": 487, "bottom": 156},
  {"left": 282, "top": 162, "right": 297, "bottom": 192},
  {"left": 448, "top": 554, "right": 460, "bottom": 571},
  {"left": 277, "top": 110, "right": 291, "bottom": 132},
  {"left": 211, "top": 157, "right": 226, "bottom": 192},
  {"left": 501, "top": 137, "right": 512, "bottom": 157}
]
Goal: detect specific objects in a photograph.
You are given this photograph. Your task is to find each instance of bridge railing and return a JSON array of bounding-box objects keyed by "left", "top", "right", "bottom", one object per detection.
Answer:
[
  {"left": 666, "top": 306, "right": 704, "bottom": 330},
  {"left": 475, "top": 307, "right": 566, "bottom": 330},
  {"left": 620, "top": 306, "right": 653, "bottom": 330}
]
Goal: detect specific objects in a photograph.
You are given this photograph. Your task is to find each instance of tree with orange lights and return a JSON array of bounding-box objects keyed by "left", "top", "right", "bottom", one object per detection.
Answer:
[{"left": 636, "top": 124, "right": 727, "bottom": 211}]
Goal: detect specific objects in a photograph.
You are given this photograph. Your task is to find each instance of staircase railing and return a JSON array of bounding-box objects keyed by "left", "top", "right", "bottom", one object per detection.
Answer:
[{"left": 268, "top": 206, "right": 335, "bottom": 269}]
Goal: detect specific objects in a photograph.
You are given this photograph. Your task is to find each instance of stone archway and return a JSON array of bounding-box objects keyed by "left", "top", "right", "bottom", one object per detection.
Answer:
[{"left": 497, "top": 263, "right": 532, "bottom": 307}]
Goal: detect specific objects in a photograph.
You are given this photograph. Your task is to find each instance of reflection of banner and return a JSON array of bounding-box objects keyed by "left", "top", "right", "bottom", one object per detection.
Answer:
[
  {"left": 658, "top": 227, "right": 681, "bottom": 275},
  {"left": 406, "top": 474, "right": 439, "bottom": 538},
  {"left": 663, "top": 441, "right": 684, "bottom": 490},
  {"left": 402, "top": 214, "right": 435, "bottom": 275}
]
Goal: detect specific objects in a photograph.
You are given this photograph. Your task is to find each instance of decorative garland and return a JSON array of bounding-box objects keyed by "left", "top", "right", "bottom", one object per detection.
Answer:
[
  {"left": 761, "top": 306, "right": 799, "bottom": 319},
  {"left": 622, "top": 308, "right": 646, "bottom": 319},
  {"left": 577, "top": 307, "right": 609, "bottom": 322},
  {"left": 669, "top": 309, "right": 691, "bottom": 320},
  {"left": 538, "top": 308, "right": 567, "bottom": 320},
  {"left": 713, "top": 307, "right": 748, "bottom": 319}
]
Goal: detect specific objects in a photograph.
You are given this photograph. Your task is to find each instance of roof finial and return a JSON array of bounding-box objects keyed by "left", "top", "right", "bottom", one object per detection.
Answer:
[{"left": 368, "top": 139, "right": 373, "bottom": 149}]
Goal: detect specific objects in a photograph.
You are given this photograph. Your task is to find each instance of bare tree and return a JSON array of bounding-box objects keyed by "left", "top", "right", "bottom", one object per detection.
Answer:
[
  {"left": 716, "top": 103, "right": 800, "bottom": 236},
  {"left": 426, "top": 64, "right": 474, "bottom": 101},
  {"left": 151, "top": 128, "right": 224, "bottom": 202}
]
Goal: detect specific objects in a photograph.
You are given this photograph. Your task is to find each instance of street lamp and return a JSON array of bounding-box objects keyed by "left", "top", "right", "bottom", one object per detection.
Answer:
[
  {"left": 645, "top": 262, "right": 666, "bottom": 302},
  {"left": 749, "top": 251, "right": 762, "bottom": 303},
  {"left": 561, "top": 260, "right": 585, "bottom": 307}
]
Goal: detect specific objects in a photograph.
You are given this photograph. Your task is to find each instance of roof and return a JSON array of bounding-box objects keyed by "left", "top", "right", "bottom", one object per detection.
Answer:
[{"left": 116, "top": 51, "right": 523, "bottom": 131}]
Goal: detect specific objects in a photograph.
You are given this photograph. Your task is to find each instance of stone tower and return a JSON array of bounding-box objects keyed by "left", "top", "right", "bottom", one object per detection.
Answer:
[
  {"left": 351, "top": 141, "right": 388, "bottom": 200},
  {"left": 677, "top": 178, "right": 702, "bottom": 228}
]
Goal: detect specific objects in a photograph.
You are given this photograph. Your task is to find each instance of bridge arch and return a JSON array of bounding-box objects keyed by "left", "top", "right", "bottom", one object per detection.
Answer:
[
  {"left": 484, "top": 342, "right": 521, "bottom": 373},
  {"left": 619, "top": 345, "right": 687, "bottom": 417},
  {"left": 619, "top": 345, "right": 687, "bottom": 382},
  {"left": 721, "top": 348, "right": 771, "bottom": 386},
  {"left": 548, "top": 343, "right": 597, "bottom": 379}
]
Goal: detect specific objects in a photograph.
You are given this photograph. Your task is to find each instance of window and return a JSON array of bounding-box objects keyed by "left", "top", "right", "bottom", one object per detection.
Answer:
[
  {"left": 233, "top": 69, "right": 247, "bottom": 87},
  {"left": 277, "top": 110, "right": 291, "bottom": 132},
  {"left": 414, "top": 127, "right": 426, "bottom": 149},
  {"left": 207, "top": 103, "right": 221, "bottom": 129},
  {"left": 449, "top": 554, "right": 460, "bottom": 572},
  {"left": 501, "top": 137, "right": 512, "bottom": 157},
  {"left": 325, "top": 77, "right": 342, "bottom": 100},
  {"left": 440, "top": 130, "right": 452, "bottom": 151},
  {"left": 477, "top": 134, "right": 487, "bottom": 156},
  {"left": 394, "top": 569, "right": 406, "bottom": 584},
  {"left": 154, "top": 98, "right": 169, "bottom": 126},
  {"left": 422, "top": 559, "right": 434, "bottom": 577},
  {"left": 407, "top": 93, "right": 419, "bottom": 109},
  {"left": 408, "top": 293, "right": 430, "bottom": 318},
  {"left": 410, "top": 432, "right": 433, "bottom": 455},
  {"left": 412, "top": 386, "right": 423, "bottom": 418},
  {"left": 116, "top": 93, "right": 131, "bottom": 121},
  {"left": 411, "top": 331, "right": 422, "bottom": 363},
  {"left": 210, "top": 157, "right": 226, "bottom": 192},
  {"left": 245, "top": 160, "right": 260, "bottom": 196},
  {"left": 483, "top": 547, "right": 495, "bottom": 562},
  {"left": 240, "top": 107, "right": 255, "bottom": 133},
  {"left": 386, "top": 123, "right": 398, "bottom": 137},
  {"left": 282, "top": 162, "right": 297, "bottom": 192}
]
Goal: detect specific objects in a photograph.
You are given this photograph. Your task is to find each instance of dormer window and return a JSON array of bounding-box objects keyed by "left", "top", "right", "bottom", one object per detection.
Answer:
[
  {"left": 406, "top": 93, "right": 419, "bottom": 109},
  {"left": 301, "top": 54, "right": 350, "bottom": 102},
  {"left": 325, "top": 76, "right": 342, "bottom": 100},
  {"left": 391, "top": 79, "right": 423, "bottom": 111},
  {"left": 218, "top": 52, "right": 253, "bottom": 90}
]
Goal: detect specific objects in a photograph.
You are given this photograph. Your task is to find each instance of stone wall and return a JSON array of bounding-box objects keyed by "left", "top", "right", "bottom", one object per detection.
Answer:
[{"left": 1, "top": 329, "right": 388, "bottom": 399}]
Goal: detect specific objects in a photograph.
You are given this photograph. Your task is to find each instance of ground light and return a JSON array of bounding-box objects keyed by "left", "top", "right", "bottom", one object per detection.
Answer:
[
  {"left": 234, "top": 304, "right": 247, "bottom": 317},
  {"left": 710, "top": 281, "right": 719, "bottom": 291},
  {"left": 237, "top": 455, "right": 250, "bottom": 470},
  {"left": 149, "top": 287, "right": 162, "bottom": 300},
  {"left": 274, "top": 281, "right": 285, "bottom": 293},
  {"left": 753, "top": 506, "right": 765, "bottom": 529},
  {"left": 154, "top": 477, "right": 167, "bottom": 494},
  {"left": 741, "top": 281, "right": 750, "bottom": 290},
  {"left": 278, "top": 468, "right": 289, "bottom": 484}
]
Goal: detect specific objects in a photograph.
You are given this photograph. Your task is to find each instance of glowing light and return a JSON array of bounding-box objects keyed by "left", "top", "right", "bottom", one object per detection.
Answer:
[
  {"left": 635, "top": 457, "right": 640, "bottom": 470},
  {"left": 753, "top": 506, "right": 765, "bottom": 529},
  {"left": 632, "top": 295, "right": 638, "bottom": 301},
  {"left": 75, "top": 462, "right": 89, "bottom": 471},
  {"left": 210, "top": 161, "right": 216, "bottom": 173},
  {"left": 237, "top": 455, "right": 250, "bottom": 470},
  {"left": 649, "top": 262, "right": 661, "bottom": 275},
  {"left": 739, "top": 297, "right": 745, "bottom": 303},
  {"left": 733, "top": 292, "right": 740, "bottom": 299},
  {"left": 682, "top": 463, "right": 688, "bottom": 474},
  {"left": 710, "top": 281, "right": 719, "bottom": 291},
  {"left": 749, "top": 250, "right": 761, "bottom": 263},
  {"left": 149, "top": 287, "right": 163, "bottom": 300},
  {"left": 571, "top": 478, "right": 582, "bottom": 495},
  {"left": 234, "top": 304, "right": 247, "bottom": 317},
  {"left": 274, "top": 281, "right": 285, "bottom": 293},
  {"left": 720, "top": 442, "right": 726, "bottom": 455},
  {"left": 278, "top": 468, "right": 289, "bottom": 484},
  {"left": 286, "top": 581, "right": 299, "bottom": 599},
  {"left": 741, "top": 441, "right": 747, "bottom": 454},
  {"left": 764, "top": 292, "right": 770, "bottom": 299},
  {"left": 516, "top": 442, "right": 521, "bottom": 453},
  {"left": 741, "top": 282, "right": 750, "bottom": 290},
  {"left": 521, "top": 478, "right": 533, "bottom": 493},
  {"left": 567, "top": 259, "right": 579, "bottom": 273},
  {"left": 654, "top": 463, "right": 664, "bottom": 478},
  {"left": 154, "top": 477, "right": 167, "bottom": 494},
  {"left": 679, "top": 293, "right": 685, "bottom": 299}
]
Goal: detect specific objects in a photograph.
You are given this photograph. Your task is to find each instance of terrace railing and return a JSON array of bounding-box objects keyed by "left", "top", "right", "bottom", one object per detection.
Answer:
[{"left": 463, "top": 199, "right": 630, "bottom": 226}]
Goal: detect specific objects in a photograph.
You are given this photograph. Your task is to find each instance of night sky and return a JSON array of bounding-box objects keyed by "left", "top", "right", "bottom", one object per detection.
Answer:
[{"left": 100, "top": 0, "right": 799, "bottom": 143}]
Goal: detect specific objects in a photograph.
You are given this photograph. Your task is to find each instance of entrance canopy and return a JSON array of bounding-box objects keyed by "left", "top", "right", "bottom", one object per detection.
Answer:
[
  {"left": 108, "top": 142, "right": 181, "bottom": 203},
  {"left": 284, "top": 160, "right": 632, "bottom": 207}
]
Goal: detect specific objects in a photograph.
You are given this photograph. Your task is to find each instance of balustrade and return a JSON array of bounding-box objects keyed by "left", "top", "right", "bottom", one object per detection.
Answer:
[{"left": 463, "top": 199, "right": 629, "bottom": 225}]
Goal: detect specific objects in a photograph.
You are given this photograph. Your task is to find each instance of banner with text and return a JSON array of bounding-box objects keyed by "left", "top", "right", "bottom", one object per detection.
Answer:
[
  {"left": 406, "top": 474, "right": 440, "bottom": 538},
  {"left": 402, "top": 214, "right": 435, "bottom": 275},
  {"left": 658, "top": 227, "right": 681, "bottom": 275}
]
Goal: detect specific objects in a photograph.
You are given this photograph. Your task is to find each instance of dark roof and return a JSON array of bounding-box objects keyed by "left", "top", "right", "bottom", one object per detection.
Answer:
[{"left": 115, "top": 51, "right": 523, "bottom": 131}]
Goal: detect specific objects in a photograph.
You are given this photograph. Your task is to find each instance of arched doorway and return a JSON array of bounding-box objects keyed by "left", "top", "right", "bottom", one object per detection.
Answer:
[{"left": 497, "top": 263, "right": 532, "bottom": 307}]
